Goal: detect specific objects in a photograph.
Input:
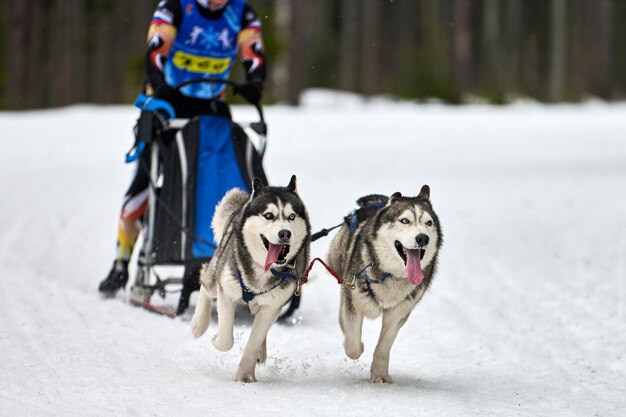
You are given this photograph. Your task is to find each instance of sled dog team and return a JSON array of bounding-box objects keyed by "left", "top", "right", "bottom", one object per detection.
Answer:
[{"left": 191, "top": 175, "right": 443, "bottom": 383}]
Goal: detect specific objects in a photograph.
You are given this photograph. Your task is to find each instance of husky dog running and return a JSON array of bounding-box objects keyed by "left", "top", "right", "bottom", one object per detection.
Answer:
[
  {"left": 326, "top": 185, "right": 442, "bottom": 383},
  {"left": 191, "top": 175, "right": 311, "bottom": 382}
]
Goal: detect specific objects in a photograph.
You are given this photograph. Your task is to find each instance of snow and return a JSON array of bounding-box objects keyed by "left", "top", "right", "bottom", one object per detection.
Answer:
[{"left": 1, "top": 92, "right": 625, "bottom": 416}]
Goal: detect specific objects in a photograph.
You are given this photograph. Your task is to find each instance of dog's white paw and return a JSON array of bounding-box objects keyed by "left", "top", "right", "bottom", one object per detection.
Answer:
[
  {"left": 369, "top": 372, "right": 394, "bottom": 384},
  {"left": 344, "top": 341, "right": 364, "bottom": 359},
  {"left": 235, "top": 371, "right": 257, "bottom": 383},
  {"left": 212, "top": 334, "right": 234, "bottom": 352},
  {"left": 191, "top": 315, "right": 209, "bottom": 339}
]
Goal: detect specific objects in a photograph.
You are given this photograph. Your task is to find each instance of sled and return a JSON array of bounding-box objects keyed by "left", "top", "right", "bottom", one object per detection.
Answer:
[{"left": 125, "top": 78, "right": 290, "bottom": 318}]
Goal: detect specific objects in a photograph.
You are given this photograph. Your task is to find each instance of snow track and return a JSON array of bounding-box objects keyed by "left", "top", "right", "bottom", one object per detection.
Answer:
[{"left": 1, "top": 97, "right": 625, "bottom": 416}]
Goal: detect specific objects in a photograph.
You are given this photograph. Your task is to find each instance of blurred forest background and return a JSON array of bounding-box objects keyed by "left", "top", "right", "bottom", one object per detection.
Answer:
[{"left": 1, "top": 0, "right": 625, "bottom": 110}]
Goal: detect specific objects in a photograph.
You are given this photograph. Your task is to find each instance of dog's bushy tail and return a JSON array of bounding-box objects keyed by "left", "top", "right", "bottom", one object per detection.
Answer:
[{"left": 212, "top": 188, "right": 249, "bottom": 244}]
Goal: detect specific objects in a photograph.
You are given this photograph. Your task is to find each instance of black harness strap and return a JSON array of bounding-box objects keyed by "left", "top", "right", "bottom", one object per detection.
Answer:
[
  {"left": 237, "top": 268, "right": 299, "bottom": 303},
  {"left": 310, "top": 223, "right": 343, "bottom": 242}
]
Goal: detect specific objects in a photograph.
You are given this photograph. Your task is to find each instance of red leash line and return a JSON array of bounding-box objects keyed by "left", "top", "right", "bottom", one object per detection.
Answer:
[{"left": 300, "top": 257, "right": 344, "bottom": 285}]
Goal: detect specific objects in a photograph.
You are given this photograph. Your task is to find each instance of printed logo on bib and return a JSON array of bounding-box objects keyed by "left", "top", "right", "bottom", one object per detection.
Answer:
[{"left": 171, "top": 51, "right": 231, "bottom": 74}]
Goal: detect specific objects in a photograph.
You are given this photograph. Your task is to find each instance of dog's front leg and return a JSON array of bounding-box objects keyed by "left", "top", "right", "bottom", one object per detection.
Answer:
[
  {"left": 212, "top": 286, "right": 236, "bottom": 352},
  {"left": 257, "top": 337, "right": 267, "bottom": 364},
  {"left": 235, "top": 306, "right": 280, "bottom": 382},
  {"left": 191, "top": 286, "right": 213, "bottom": 338},
  {"left": 339, "top": 287, "right": 365, "bottom": 359},
  {"left": 369, "top": 309, "right": 411, "bottom": 383}
]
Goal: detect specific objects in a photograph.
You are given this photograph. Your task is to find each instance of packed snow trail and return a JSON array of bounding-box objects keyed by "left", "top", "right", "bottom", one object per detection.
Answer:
[{"left": 1, "top": 95, "right": 625, "bottom": 416}]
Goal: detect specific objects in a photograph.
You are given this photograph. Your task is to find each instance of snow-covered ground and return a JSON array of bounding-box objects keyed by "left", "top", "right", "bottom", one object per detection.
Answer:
[{"left": 1, "top": 92, "right": 625, "bottom": 416}]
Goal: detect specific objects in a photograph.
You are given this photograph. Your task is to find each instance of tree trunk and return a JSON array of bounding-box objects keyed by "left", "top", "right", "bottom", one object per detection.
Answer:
[
  {"left": 582, "top": 0, "right": 613, "bottom": 99},
  {"left": 452, "top": 0, "right": 472, "bottom": 101},
  {"left": 108, "top": 0, "right": 129, "bottom": 103},
  {"left": 503, "top": 0, "right": 522, "bottom": 100},
  {"left": 360, "top": 0, "right": 380, "bottom": 96},
  {"left": 268, "top": 0, "right": 291, "bottom": 102},
  {"left": 6, "top": 1, "right": 27, "bottom": 109},
  {"left": 338, "top": 0, "right": 359, "bottom": 92},
  {"left": 390, "top": 0, "right": 418, "bottom": 96},
  {"left": 91, "top": 1, "right": 110, "bottom": 103},
  {"left": 482, "top": 0, "right": 503, "bottom": 102},
  {"left": 287, "top": 0, "right": 307, "bottom": 105},
  {"left": 548, "top": 0, "right": 567, "bottom": 102}
]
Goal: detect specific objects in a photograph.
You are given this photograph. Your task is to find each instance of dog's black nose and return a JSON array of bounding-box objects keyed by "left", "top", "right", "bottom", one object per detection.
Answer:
[
  {"left": 278, "top": 229, "right": 291, "bottom": 242},
  {"left": 416, "top": 234, "right": 429, "bottom": 247}
]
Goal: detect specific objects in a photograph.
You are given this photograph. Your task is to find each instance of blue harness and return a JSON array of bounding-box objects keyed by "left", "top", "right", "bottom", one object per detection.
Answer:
[
  {"left": 164, "top": 0, "right": 246, "bottom": 99},
  {"left": 348, "top": 202, "right": 385, "bottom": 235},
  {"left": 349, "top": 262, "right": 391, "bottom": 295},
  {"left": 237, "top": 268, "right": 299, "bottom": 303}
]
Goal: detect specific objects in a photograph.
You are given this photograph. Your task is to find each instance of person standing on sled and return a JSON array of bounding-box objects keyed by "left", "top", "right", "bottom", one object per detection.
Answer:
[{"left": 98, "top": 0, "right": 267, "bottom": 314}]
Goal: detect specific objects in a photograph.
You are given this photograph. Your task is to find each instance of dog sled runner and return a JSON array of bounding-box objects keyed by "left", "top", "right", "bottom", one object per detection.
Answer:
[{"left": 126, "top": 78, "right": 282, "bottom": 317}]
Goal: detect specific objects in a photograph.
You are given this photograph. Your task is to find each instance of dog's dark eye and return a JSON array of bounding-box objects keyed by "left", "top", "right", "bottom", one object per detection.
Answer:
[
  {"left": 288, "top": 213, "right": 296, "bottom": 221},
  {"left": 400, "top": 218, "right": 410, "bottom": 224},
  {"left": 264, "top": 213, "right": 274, "bottom": 220},
  {"left": 425, "top": 220, "right": 433, "bottom": 227}
]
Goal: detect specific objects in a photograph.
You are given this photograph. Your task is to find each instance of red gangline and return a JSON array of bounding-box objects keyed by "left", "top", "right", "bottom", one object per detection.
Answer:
[{"left": 300, "top": 257, "right": 344, "bottom": 285}]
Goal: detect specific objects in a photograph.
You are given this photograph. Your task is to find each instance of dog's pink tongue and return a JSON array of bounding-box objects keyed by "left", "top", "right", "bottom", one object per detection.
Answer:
[
  {"left": 264, "top": 243, "right": 284, "bottom": 272},
  {"left": 405, "top": 249, "right": 424, "bottom": 286}
]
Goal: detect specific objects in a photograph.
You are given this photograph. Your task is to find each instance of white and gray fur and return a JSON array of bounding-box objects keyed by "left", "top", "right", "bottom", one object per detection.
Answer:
[
  {"left": 326, "top": 185, "right": 442, "bottom": 383},
  {"left": 191, "top": 175, "right": 311, "bottom": 382}
]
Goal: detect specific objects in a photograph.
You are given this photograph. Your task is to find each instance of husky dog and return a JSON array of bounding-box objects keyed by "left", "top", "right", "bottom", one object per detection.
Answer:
[
  {"left": 326, "top": 185, "right": 442, "bottom": 383},
  {"left": 191, "top": 175, "right": 310, "bottom": 382}
]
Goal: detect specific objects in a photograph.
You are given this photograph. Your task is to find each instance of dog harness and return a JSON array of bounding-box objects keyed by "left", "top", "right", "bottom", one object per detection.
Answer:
[
  {"left": 347, "top": 262, "right": 391, "bottom": 299},
  {"left": 344, "top": 262, "right": 391, "bottom": 305},
  {"left": 236, "top": 268, "right": 299, "bottom": 303},
  {"left": 348, "top": 201, "right": 385, "bottom": 235}
]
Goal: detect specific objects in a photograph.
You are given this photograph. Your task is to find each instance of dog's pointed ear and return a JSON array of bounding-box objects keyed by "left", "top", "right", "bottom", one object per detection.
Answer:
[
  {"left": 252, "top": 177, "right": 265, "bottom": 195},
  {"left": 286, "top": 175, "right": 297, "bottom": 192},
  {"left": 388, "top": 192, "right": 402, "bottom": 205},
  {"left": 418, "top": 184, "right": 430, "bottom": 201}
]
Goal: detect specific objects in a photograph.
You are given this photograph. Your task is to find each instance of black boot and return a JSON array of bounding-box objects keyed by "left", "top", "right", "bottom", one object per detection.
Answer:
[
  {"left": 98, "top": 260, "right": 129, "bottom": 295},
  {"left": 176, "top": 261, "right": 202, "bottom": 315}
]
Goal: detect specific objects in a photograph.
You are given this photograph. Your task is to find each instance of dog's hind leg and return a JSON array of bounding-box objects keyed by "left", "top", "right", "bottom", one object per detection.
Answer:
[
  {"left": 235, "top": 306, "right": 280, "bottom": 382},
  {"left": 369, "top": 309, "right": 411, "bottom": 383},
  {"left": 212, "top": 286, "right": 236, "bottom": 352},
  {"left": 339, "top": 288, "right": 365, "bottom": 360},
  {"left": 191, "top": 286, "right": 213, "bottom": 338}
]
